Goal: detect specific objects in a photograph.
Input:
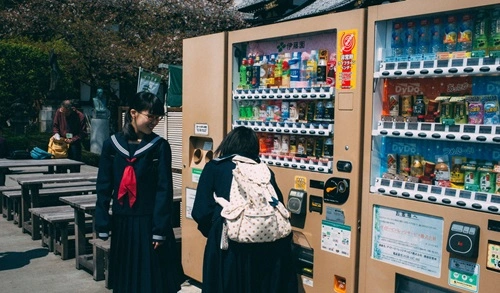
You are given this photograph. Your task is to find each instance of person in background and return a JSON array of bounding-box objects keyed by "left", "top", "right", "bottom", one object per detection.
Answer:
[
  {"left": 52, "top": 99, "right": 87, "bottom": 172},
  {"left": 192, "top": 126, "right": 298, "bottom": 293},
  {"left": 94, "top": 91, "right": 183, "bottom": 293}
]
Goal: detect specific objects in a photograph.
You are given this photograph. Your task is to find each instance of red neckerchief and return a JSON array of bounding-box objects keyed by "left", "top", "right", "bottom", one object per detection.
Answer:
[{"left": 117, "top": 157, "right": 137, "bottom": 207}]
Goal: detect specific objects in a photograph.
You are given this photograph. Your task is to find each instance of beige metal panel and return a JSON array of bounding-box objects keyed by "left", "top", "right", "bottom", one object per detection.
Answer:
[
  {"left": 182, "top": 32, "right": 227, "bottom": 283},
  {"left": 227, "top": 9, "right": 366, "bottom": 293},
  {"left": 360, "top": 0, "right": 500, "bottom": 292}
]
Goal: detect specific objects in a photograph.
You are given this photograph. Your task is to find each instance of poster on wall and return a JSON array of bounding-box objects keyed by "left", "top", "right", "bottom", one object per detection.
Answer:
[
  {"left": 137, "top": 67, "right": 162, "bottom": 94},
  {"left": 371, "top": 205, "right": 444, "bottom": 277}
]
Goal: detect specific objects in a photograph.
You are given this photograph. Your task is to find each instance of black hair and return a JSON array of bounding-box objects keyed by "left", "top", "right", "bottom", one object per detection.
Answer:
[
  {"left": 122, "top": 91, "right": 165, "bottom": 140},
  {"left": 215, "top": 126, "right": 259, "bottom": 159}
]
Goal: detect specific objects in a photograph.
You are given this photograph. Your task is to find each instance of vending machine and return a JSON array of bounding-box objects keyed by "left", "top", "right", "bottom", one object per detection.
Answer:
[
  {"left": 182, "top": 32, "right": 228, "bottom": 282},
  {"left": 224, "top": 9, "right": 366, "bottom": 293},
  {"left": 359, "top": 0, "right": 500, "bottom": 292}
]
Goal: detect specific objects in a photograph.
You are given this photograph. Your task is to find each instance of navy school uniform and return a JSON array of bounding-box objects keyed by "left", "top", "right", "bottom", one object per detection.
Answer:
[
  {"left": 192, "top": 154, "right": 298, "bottom": 293},
  {"left": 95, "top": 132, "right": 184, "bottom": 293}
]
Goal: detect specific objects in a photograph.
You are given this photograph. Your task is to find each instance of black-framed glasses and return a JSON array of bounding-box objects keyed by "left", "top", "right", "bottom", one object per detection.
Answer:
[{"left": 138, "top": 112, "right": 164, "bottom": 122}]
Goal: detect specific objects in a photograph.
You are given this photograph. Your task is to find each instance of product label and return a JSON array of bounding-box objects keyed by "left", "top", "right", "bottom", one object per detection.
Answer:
[{"left": 337, "top": 29, "right": 357, "bottom": 90}]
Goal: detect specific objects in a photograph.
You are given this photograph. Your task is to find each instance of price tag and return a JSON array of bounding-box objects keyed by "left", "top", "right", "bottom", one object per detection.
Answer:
[
  {"left": 404, "top": 182, "right": 415, "bottom": 190},
  {"left": 417, "top": 184, "right": 428, "bottom": 192},
  {"left": 430, "top": 186, "right": 442, "bottom": 194}
]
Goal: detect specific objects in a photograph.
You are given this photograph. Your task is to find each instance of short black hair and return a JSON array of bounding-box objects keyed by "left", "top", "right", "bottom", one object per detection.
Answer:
[{"left": 215, "top": 126, "right": 259, "bottom": 158}]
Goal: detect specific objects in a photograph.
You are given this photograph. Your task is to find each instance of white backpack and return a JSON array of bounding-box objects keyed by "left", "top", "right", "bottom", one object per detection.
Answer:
[{"left": 214, "top": 155, "right": 292, "bottom": 245}]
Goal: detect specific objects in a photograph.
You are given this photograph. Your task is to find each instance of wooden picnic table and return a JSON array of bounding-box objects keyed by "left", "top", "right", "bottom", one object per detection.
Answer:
[
  {"left": 60, "top": 194, "right": 99, "bottom": 273},
  {"left": 10, "top": 172, "right": 97, "bottom": 240},
  {"left": 59, "top": 189, "right": 182, "bottom": 275},
  {"left": 0, "top": 158, "right": 85, "bottom": 185}
]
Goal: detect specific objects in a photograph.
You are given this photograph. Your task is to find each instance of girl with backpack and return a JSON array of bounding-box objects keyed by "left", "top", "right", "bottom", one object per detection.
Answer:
[{"left": 192, "top": 126, "right": 298, "bottom": 293}]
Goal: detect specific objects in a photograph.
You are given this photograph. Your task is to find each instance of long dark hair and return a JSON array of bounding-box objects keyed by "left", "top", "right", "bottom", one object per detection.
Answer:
[
  {"left": 215, "top": 126, "right": 259, "bottom": 159},
  {"left": 122, "top": 91, "right": 165, "bottom": 140}
]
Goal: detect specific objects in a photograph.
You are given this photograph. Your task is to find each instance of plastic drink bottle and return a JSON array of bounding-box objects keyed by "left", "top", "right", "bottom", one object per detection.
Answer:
[
  {"left": 274, "top": 57, "right": 282, "bottom": 87},
  {"left": 252, "top": 56, "right": 260, "bottom": 89},
  {"left": 306, "top": 50, "right": 318, "bottom": 87},
  {"left": 490, "top": 8, "right": 500, "bottom": 56},
  {"left": 418, "top": 18, "right": 431, "bottom": 54},
  {"left": 260, "top": 55, "right": 269, "bottom": 88},
  {"left": 473, "top": 10, "right": 490, "bottom": 56},
  {"left": 281, "top": 53, "right": 291, "bottom": 88},
  {"left": 457, "top": 13, "right": 473, "bottom": 52},
  {"left": 246, "top": 57, "right": 254, "bottom": 88},
  {"left": 315, "top": 101, "right": 325, "bottom": 120},
  {"left": 239, "top": 58, "right": 247, "bottom": 88},
  {"left": 289, "top": 52, "right": 301, "bottom": 88},
  {"left": 391, "top": 20, "right": 404, "bottom": 56},
  {"left": 281, "top": 101, "right": 290, "bottom": 121},
  {"left": 431, "top": 16, "right": 444, "bottom": 53},
  {"left": 267, "top": 55, "right": 276, "bottom": 87},
  {"left": 317, "top": 58, "right": 327, "bottom": 83},
  {"left": 405, "top": 20, "right": 417, "bottom": 56},
  {"left": 443, "top": 15, "right": 458, "bottom": 52}
]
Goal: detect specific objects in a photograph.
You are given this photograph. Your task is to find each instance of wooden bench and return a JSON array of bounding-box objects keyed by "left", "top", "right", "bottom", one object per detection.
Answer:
[
  {"left": 1, "top": 181, "right": 96, "bottom": 221},
  {"left": 30, "top": 205, "right": 93, "bottom": 260},
  {"left": 17, "top": 184, "right": 97, "bottom": 239},
  {"left": 1, "top": 185, "right": 23, "bottom": 220},
  {"left": 90, "top": 227, "right": 182, "bottom": 289}
]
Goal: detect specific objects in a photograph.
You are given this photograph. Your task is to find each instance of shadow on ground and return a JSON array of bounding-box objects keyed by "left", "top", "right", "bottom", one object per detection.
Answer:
[{"left": 0, "top": 248, "right": 49, "bottom": 271}]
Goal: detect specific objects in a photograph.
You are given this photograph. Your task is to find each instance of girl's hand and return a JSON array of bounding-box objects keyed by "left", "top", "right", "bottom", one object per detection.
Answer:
[{"left": 152, "top": 241, "right": 163, "bottom": 250}]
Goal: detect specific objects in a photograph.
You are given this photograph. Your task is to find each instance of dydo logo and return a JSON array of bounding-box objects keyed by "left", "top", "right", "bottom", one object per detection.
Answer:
[
  {"left": 391, "top": 142, "right": 417, "bottom": 154},
  {"left": 394, "top": 83, "right": 421, "bottom": 95},
  {"left": 485, "top": 81, "right": 500, "bottom": 95}
]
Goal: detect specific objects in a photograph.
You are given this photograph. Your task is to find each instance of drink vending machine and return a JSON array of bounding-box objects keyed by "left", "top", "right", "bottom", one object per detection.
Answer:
[
  {"left": 359, "top": 0, "right": 500, "bottom": 292},
  {"left": 182, "top": 8, "right": 367, "bottom": 293},
  {"left": 182, "top": 32, "right": 228, "bottom": 282}
]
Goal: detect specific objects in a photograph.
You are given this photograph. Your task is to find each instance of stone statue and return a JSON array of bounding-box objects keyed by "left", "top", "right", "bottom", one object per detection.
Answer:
[{"left": 92, "top": 88, "right": 109, "bottom": 119}]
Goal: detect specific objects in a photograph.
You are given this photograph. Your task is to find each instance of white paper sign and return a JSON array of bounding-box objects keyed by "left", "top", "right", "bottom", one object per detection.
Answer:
[
  {"left": 372, "top": 205, "right": 443, "bottom": 277},
  {"left": 185, "top": 188, "right": 197, "bottom": 220}
]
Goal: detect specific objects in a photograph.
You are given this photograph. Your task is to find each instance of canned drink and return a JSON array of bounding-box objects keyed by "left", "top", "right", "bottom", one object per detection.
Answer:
[
  {"left": 389, "top": 95, "right": 400, "bottom": 117},
  {"left": 410, "top": 155, "right": 424, "bottom": 177},
  {"left": 387, "top": 153, "right": 397, "bottom": 174},
  {"left": 273, "top": 135, "right": 282, "bottom": 154},
  {"left": 400, "top": 95, "right": 413, "bottom": 117},
  {"left": 462, "top": 161, "right": 479, "bottom": 191},
  {"left": 454, "top": 101, "right": 467, "bottom": 124},
  {"left": 440, "top": 101, "right": 453, "bottom": 123},
  {"left": 399, "top": 154, "right": 410, "bottom": 176},
  {"left": 478, "top": 163, "right": 496, "bottom": 193}
]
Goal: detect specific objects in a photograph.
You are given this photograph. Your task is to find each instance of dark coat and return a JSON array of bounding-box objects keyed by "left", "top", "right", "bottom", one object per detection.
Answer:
[
  {"left": 94, "top": 132, "right": 182, "bottom": 292},
  {"left": 192, "top": 155, "right": 297, "bottom": 293},
  {"left": 95, "top": 132, "right": 174, "bottom": 240}
]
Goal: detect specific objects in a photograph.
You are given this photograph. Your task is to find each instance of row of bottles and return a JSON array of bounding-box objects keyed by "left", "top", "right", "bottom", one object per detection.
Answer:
[
  {"left": 258, "top": 133, "right": 333, "bottom": 162},
  {"left": 384, "top": 94, "right": 500, "bottom": 125},
  {"left": 238, "top": 49, "right": 336, "bottom": 90},
  {"left": 389, "top": 6, "right": 500, "bottom": 60},
  {"left": 386, "top": 153, "right": 500, "bottom": 194},
  {"left": 237, "top": 99, "right": 334, "bottom": 122}
]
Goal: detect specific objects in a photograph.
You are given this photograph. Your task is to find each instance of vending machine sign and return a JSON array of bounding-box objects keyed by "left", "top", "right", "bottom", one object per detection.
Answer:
[
  {"left": 371, "top": 205, "right": 444, "bottom": 277},
  {"left": 337, "top": 30, "right": 358, "bottom": 90}
]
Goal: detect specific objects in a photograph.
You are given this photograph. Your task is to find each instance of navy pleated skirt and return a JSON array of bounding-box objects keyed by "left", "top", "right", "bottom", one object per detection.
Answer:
[{"left": 109, "top": 214, "right": 183, "bottom": 293}]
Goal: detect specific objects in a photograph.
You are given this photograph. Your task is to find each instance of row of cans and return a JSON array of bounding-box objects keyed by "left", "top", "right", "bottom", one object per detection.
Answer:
[{"left": 387, "top": 153, "right": 500, "bottom": 194}]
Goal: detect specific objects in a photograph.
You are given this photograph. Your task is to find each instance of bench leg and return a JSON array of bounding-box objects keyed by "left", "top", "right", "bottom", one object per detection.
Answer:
[
  {"left": 93, "top": 245, "right": 105, "bottom": 281},
  {"left": 42, "top": 220, "right": 54, "bottom": 252},
  {"left": 13, "top": 198, "right": 21, "bottom": 227},
  {"left": 60, "top": 223, "right": 69, "bottom": 260},
  {"left": 6, "top": 197, "right": 13, "bottom": 221}
]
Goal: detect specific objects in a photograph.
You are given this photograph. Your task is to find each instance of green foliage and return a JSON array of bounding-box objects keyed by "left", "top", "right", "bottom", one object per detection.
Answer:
[
  {"left": 0, "top": 39, "right": 78, "bottom": 125},
  {"left": 0, "top": 0, "right": 248, "bottom": 96}
]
